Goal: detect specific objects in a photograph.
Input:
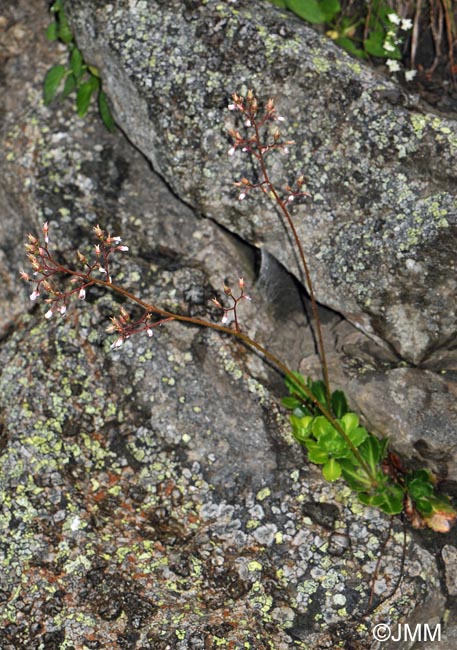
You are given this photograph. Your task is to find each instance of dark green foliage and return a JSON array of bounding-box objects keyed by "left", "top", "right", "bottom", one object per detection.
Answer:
[{"left": 44, "top": 1, "right": 115, "bottom": 131}]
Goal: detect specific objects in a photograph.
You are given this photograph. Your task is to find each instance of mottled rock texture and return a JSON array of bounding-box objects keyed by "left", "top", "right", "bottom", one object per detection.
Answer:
[
  {"left": 63, "top": 0, "right": 457, "bottom": 366},
  {"left": 1, "top": 1, "right": 455, "bottom": 648}
]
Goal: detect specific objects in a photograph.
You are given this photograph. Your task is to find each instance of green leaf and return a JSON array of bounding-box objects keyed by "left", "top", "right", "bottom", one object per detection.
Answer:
[
  {"left": 43, "top": 64, "right": 66, "bottom": 104},
  {"left": 331, "top": 389, "right": 348, "bottom": 418},
  {"left": 282, "top": 396, "right": 302, "bottom": 410},
  {"left": 70, "top": 47, "right": 84, "bottom": 80},
  {"left": 290, "top": 414, "right": 313, "bottom": 443},
  {"left": 334, "top": 37, "right": 367, "bottom": 59},
  {"left": 57, "top": 11, "right": 73, "bottom": 44},
  {"left": 358, "top": 435, "right": 382, "bottom": 472},
  {"left": 306, "top": 441, "right": 329, "bottom": 464},
  {"left": 76, "top": 78, "right": 99, "bottom": 117},
  {"left": 286, "top": 0, "right": 340, "bottom": 24},
  {"left": 312, "top": 415, "right": 334, "bottom": 438},
  {"left": 88, "top": 65, "right": 101, "bottom": 78},
  {"left": 406, "top": 477, "right": 434, "bottom": 500},
  {"left": 319, "top": 431, "right": 347, "bottom": 457},
  {"left": 61, "top": 73, "right": 77, "bottom": 100},
  {"left": 340, "top": 412, "right": 359, "bottom": 434},
  {"left": 414, "top": 498, "right": 433, "bottom": 516},
  {"left": 322, "top": 458, "right": 341, "bottom": 481},
  {"left": 378, "top": 486, "right": 404, "bottom": 515},
  {"left": 311, "top": 380, "right": 328, "bottom": 408},
  {"left": 45, "top": 22, "right": 58, "bottom": 41},
  {"left": 340, "top": 460, "right": 373, "bottom": 490},
  {"left": 347, "top": 426, "right": 368, "bottom": 449},
  {"left": 284, "top": 371, "right": 310, "bottom": 401}
]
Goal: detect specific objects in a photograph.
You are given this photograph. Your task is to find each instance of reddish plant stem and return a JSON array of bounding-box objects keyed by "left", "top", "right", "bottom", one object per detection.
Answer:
[
  {"left": 251, "top": 119, "right": 332, "bottom": 407},
  {"left": 52, "top": 261, "right": 375, "bottom": 480}
]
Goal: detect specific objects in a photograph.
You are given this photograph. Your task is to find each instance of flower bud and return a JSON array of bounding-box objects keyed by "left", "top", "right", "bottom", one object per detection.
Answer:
[
  {"left": 77, "top": 250, "right": 88, "bottom": 265},
  {"left": 93, "top": 224, "right": 104, "bottom": 239}
]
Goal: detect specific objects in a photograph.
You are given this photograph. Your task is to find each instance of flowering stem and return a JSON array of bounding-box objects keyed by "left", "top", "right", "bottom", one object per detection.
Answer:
[
  {"left": 252, "top": 118, "right": 332, "bottom": 406},
  {"left": 51, "top": 264, "right": 374, "bottom": 481}
]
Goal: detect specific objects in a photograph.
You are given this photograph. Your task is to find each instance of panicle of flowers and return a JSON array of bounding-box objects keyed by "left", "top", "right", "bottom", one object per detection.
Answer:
[
  {"left": 106, "top": 307, "right": 174, "bottom": 349},
  {"left": 211, "top": 277, "right": 251, "bottom": 333},
  {"left": 228, "top": 90, "right": 311, "bottom": 205},
  {"left": 227, "top": 90, "right": 293, "bottom": 161},
  {"left": 21, "top": 221, "right": 129, "bottom": 319}
]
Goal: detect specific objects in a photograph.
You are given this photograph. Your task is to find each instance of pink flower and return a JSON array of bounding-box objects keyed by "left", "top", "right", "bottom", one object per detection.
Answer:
[
  {"left": 59, "top": 305, "right": 67, "bottom": 315},
  {"left": 30, "top": 290, "right": 40, "bottom": 301},
  {"left": 79, "top": 288, "right": 86, "bottom": 300},
  {"left": 116, "top": 245, "right": 129, "bottom": 252},
  {"left": 228, "top": 147, "right": 236, "bottom": 157}
]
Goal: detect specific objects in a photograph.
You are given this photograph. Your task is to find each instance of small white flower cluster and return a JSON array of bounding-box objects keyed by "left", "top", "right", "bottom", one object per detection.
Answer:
[{"left": 385, "top": 12, "right": 416, "bottom": 81}]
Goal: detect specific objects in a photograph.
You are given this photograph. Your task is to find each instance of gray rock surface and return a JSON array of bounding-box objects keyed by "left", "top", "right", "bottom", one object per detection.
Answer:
[
  {"left": 0, "top": 1, "right": 456, "bottom": 648},
  {"left": 63, "top": 0, "right": 457, "bottom": 366}
]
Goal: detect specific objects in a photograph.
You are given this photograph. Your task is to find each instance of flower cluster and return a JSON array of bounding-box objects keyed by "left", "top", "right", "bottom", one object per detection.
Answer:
[
  {"left": 21, "top": 222, "right": 129, "bottom": 320},
  {"left": 106, "top": 307, "right": 174, "bottom": 350},
  {"left": 212, "top": 277, "right": 251, "bottom": 333},
  {"left": 227, "top": 91, "right": 311, "bottom": 204},
  {"left": 385, "top": 12, "right": 416, "bottom": 80}
]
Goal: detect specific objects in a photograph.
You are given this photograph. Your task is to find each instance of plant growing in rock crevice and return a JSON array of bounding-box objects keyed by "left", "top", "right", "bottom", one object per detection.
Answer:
[
  {"left": 23, "top": 91, "right": 456, "bottom": 535},
  {"left": 43, "top": 0, "right": 115, "bottom": 131}
]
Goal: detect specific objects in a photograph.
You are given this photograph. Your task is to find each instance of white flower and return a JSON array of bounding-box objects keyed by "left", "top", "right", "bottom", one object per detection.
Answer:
[
  {"left": 401, "top": 18, "right": 413, "bottom": 31},
  {"left": 111, "top": 337, "right": 124, "bottom": 349},
  {"left": 146, "top": 328, "right": 153, "bottom": 337},
  {"left": 405, "top": 69, "right": 417, "bottom": 82},
  {"left": 383, "top": 41, "right": 396, "bottom": 52},
  {"left": 99, "top": 266, "right": 107, "bottom": 274},
  {"left": 228, "top": 147, "right": 236, "bottom": 156},
  {"left": 117, "top": 245, "right": 129, "bottom": 252},
  {"left": 245, "top": 119, "right": 251, "bottom": 127},
  {"left": 221, "top": 313, "right": 228, "bottom": 324},
  {"left": 386, "top": 59, "right": 401, "bottom": 73},
  {"left": 44, "top": 309, "right": 53, "bottom": 319},
  {"left": 238, "top": 192, "right": 246, "bottom": 201},
  {"left": 228, "top": 103, "right": 236, "bottom": 111},
  {"left": 30, "top": 290, "right": 39, "bottom": 301},
  {"left": 388, "top": 13, "right": 401, "bottom": 25},
  {"left": 59, "top": 305, "right": 67, "bottom": 315},
  {"left": 79, "top": 288, "right": 86, "bottom": 300}
]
